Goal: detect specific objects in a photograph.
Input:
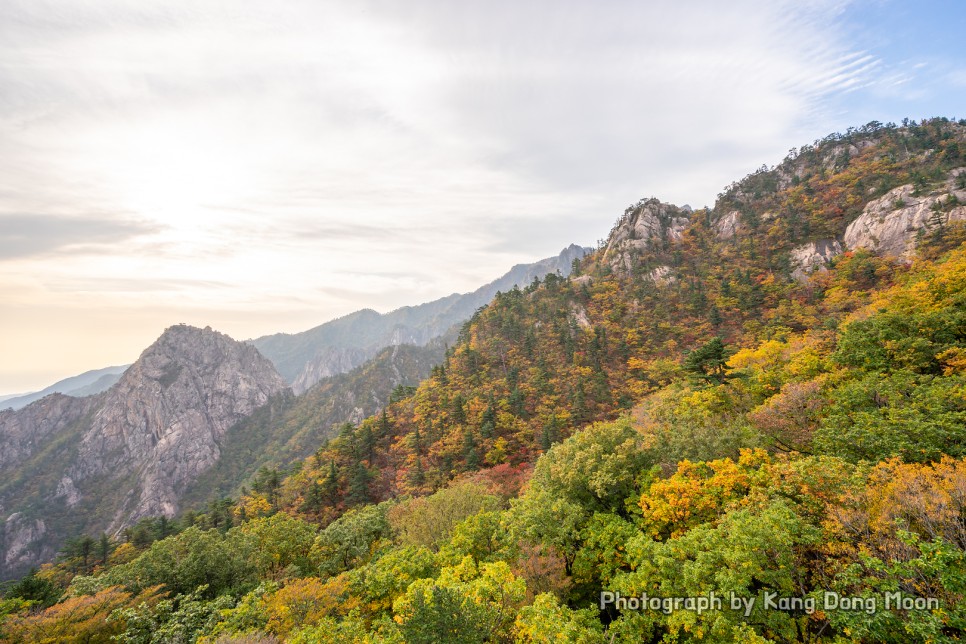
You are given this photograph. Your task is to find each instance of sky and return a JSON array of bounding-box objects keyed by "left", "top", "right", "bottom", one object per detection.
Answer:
[{"left": 1, "top": 0, "right": 965, "bottom": 393}]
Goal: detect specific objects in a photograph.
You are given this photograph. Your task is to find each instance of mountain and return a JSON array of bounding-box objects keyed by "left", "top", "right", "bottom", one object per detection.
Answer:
[
  {"left": 270, "top": 118, "right": 966, "bottom": 507},
  {"left": 5, "top": 119, "right": 966, "bottom": 642},
  {"left": 252, "top": 244, "right": 590, "bottom": 393},
  {"left": 179, "top": 340, "right": 448, "bottom": 509},
  {"left": 0, "top": 325, "right": 287, "bottom": 580},
  {"left": 0, "top": 246, "right": 590, "bottom": 579},
  {"left": 1, "top": 365, "right": 129, "bottom": 411}
]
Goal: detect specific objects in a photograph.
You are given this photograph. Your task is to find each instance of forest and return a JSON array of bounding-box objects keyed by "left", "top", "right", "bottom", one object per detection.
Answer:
[{"left": 2, "top": 118, "right": 965, "bottom": 643}]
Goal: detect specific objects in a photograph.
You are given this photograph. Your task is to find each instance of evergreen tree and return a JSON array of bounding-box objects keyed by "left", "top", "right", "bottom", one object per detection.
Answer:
[
  {"left": 463, "top": 430, "right": 480, "bottom": 470},
  {"left": 322, "top": 460, "right": 340, "bottom": 505},
  {"left": 347, "top": 462, "right": 372, "bottom": 506},
  {"left": 683, "top": 337, "right": 731, "bottom": 384}
]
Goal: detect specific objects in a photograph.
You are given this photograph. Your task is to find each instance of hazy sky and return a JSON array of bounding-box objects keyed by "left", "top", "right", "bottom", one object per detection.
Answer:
[{"left": 2, "top": 0, "right": 965, "bottom": 393}]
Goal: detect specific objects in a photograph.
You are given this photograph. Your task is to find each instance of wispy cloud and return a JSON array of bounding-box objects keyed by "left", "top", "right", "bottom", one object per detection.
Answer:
[
  {"left": 0, "top": 213, "right": 159, "bottom": 260},
  {"left": 1, "top": 0, "right": 962, "bottom": 391}
]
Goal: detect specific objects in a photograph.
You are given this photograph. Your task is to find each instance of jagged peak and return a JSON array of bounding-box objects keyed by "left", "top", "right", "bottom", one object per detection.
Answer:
[{"left": 602, "top": 197, "right": 692, "bottom": 273}]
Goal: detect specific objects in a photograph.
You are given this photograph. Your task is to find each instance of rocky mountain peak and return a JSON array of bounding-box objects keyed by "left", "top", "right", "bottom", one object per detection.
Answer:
[
  {"left": 0, "top": 324, "right": 288, "bottom": 579},
  {"left": 603, "top": 198, "right": 692, "bottom": 272}
]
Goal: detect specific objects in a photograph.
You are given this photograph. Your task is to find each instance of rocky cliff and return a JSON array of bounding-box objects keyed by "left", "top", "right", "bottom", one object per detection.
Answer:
[
  {"left": 844, "top": 168, "right": 966, "bottom": 257},
  {"left": 179, "top": 340, "right": 448, "bottom": 508},
  {"left": 0, "top": 325, "right": 287, "bottom": 580},
  {"left": 603, "top": 198, "right": 691, "bottom": 273}
]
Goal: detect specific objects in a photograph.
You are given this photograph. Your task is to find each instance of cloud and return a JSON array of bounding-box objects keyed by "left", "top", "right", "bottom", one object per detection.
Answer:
[
  {"left": 4, "top": 0, "right": 964, "bottom": 392},
  {"left": 0, "top": 213, "right": 159, "bottom": 260},
  {"left": 42, "top": 276, "right": 227, "bottom": 293}
]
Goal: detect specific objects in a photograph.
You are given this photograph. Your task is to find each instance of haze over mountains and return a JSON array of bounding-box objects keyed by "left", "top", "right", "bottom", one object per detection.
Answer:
[
  {"left": 251, "top": 244, "right": 590, "bottom": 393},
  {"left": 0, "top": 366, "right": 130, "bottom": 412}
]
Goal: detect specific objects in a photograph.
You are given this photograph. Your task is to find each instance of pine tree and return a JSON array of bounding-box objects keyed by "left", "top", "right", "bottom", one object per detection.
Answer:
[
  {"left": 379, "top": 409, "right": 392, "bottom": 435},
  {"left": 98, "top": 533, "right": 110, "bottom": 565},
  {"left": 683, "top": 337, "right": 731, "bottom": 384},
  {"left": 409, "top": 455, "right": 426, "bottom": 489},
  {"left": 359, "top": 423, "right": 375, "bottom": 465},
  {"left": 347, "top": 461, "right": 372, "bottom": 506},
  {"left": 463, "top": 430, "right": 480, "bottom": 470},
  {"left": 322, "top": 460, "right": 340, "bottom": 505}
]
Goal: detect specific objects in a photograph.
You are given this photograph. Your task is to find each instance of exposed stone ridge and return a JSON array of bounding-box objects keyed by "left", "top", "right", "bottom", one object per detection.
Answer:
[
  {"left": 603, "top": 198, "right": 691, "bottom": 273},
  {"left": 81, "top": 325, "right": 288, "bottom": 526},
  {"left": 844, "top": 169, "right": 966, "bottom": 257},
  {"left": 292, "top": 346, "right": 371, "bottom": 395}
]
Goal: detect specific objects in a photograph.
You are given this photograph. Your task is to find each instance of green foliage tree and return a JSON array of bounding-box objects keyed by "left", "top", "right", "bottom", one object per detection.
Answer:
[
  {"left": 388, "top": 482, "right": 500, "bottom": 552},
  {"left": 5, "top": 568, "right": 62, "bottom": 608},
  {"left": 683, "top": 337, "right": 732, "bottom": 384},
  {"left": 312, "top": 502, "right": 393, "bottom": 577}
]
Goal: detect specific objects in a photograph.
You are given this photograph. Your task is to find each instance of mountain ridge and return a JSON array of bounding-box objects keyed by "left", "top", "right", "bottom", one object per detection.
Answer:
[
  {"left": 252, "top": 244, "right": 590, "bottom": 392},
  {"left": 1, "top": 365, "right": 130, "bottom": 411}
]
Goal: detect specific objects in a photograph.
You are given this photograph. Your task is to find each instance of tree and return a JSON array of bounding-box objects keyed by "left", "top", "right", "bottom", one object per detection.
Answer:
[
  {"left": 394, "top": 559, "right": 526, "bottom": 644},
  {"left": 514, "top": 593, "right": 604, "bottom": 643},
  {"left": 98, "top": 533, "right": 112, "bottom": 566},
  {"left": 462, "top": 430, "right": 480, "bottom": 471},
  {"left": 252, "top": 467, "right": 283, "bottom": 510},
  {"left": 388, "top": 482, "right": 500, "bottom": 552},
  {"left": 683, "top": 337, "right": 731, "bottom": 384},
  {"left": 5, "top": 568, "right": 62, "bottom": 608},
  {"left": 101, "top": 526, "right": 256, "bottom": 597},
  {"left": 312, "top": 502, "right": 393, "bottom": 577},
  {"left": 346, "top": 461, "right": 373, "bottom": 506},
  {"left": 241, "top": 513, "right": 318, "bottom": 579}
]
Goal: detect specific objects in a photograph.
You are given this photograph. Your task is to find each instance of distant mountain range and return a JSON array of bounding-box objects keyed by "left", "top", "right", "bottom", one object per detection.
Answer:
[
  {"left": 2, "top": 245, "right": 591, "bottom": 407},
  {"left": 251, "top": 244, "right": 591, "bottom": 393},
  {"left": 1, "top": 365, "right": 129, "bottom": 411}
]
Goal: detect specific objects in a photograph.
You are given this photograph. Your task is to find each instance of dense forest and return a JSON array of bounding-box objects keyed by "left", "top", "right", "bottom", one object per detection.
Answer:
[{"left": 3, "top": 118, "right": 966, "bottom": 643}]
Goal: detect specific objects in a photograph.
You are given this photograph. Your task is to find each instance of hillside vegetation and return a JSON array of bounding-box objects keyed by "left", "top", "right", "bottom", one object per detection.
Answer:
[{"left": 3, "top": 118, "right": 966, "bottom": 643}]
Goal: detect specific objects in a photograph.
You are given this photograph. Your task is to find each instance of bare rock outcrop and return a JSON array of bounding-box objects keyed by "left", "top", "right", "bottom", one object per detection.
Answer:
[
  {"left": 713, "top": 210, "right": 742, "bottom": 240},
  {"left": 0, "top": 393, "right": 91, "bottom": 469},
  {"left": 603, "top": 198, "right": 691, "bottom": 273},
  {"left": 790, "top": 239, "right": 844, "bottom": 282},
  {"left": 2, "top": 514, "right": 51, "bottom": 573},
  {"left": 292, "top": 346, "right": 371, "bottom": 395},
  {"left": 646, "top": 265, "right": 676, "bottom": 286},
  {"left": 844, "top": 169, "right": 966, "bottom": 257}
]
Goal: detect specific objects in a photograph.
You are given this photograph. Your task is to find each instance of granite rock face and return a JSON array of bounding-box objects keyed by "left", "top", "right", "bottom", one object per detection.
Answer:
[
  {"left": 0, "top": 325, "right": 287, "bottom": 579},
  {"left": 844, "top": 169, "right": 966, "bottom": 257},
  {"left": 0, "top": 393, "right": 92, "bottom": 469},
  {"left": 604, "top": 198, "right": 691, "bottom": 273},
  {"left": 2, "top": 514, "right": 51, "bottom": 574},
  {"left": 714, "top": 210, "right": 742, "bottom": 240},
  {"left": 291, "top": 347, "right": 371, "bottom": 395},
  {"left": 790, "top": 239, "right": 844, "bottom": 282}
]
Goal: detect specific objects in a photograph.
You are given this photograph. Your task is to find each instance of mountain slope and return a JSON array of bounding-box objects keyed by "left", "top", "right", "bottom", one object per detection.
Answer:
[
  {"left": 269, "top": 118, "right": 966, "bottom": 511},
  {"left": 0, "top": 325, "right": 287, "bottom": 580},
  {"left": 6, "top": 119, "right": 966, "bottom": 643},
  {"left": 252, "top": 244, "right": 590, "bottom": 392},
  {"left": 180, "top": 340, "right": 447, "bottom": 509}
]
